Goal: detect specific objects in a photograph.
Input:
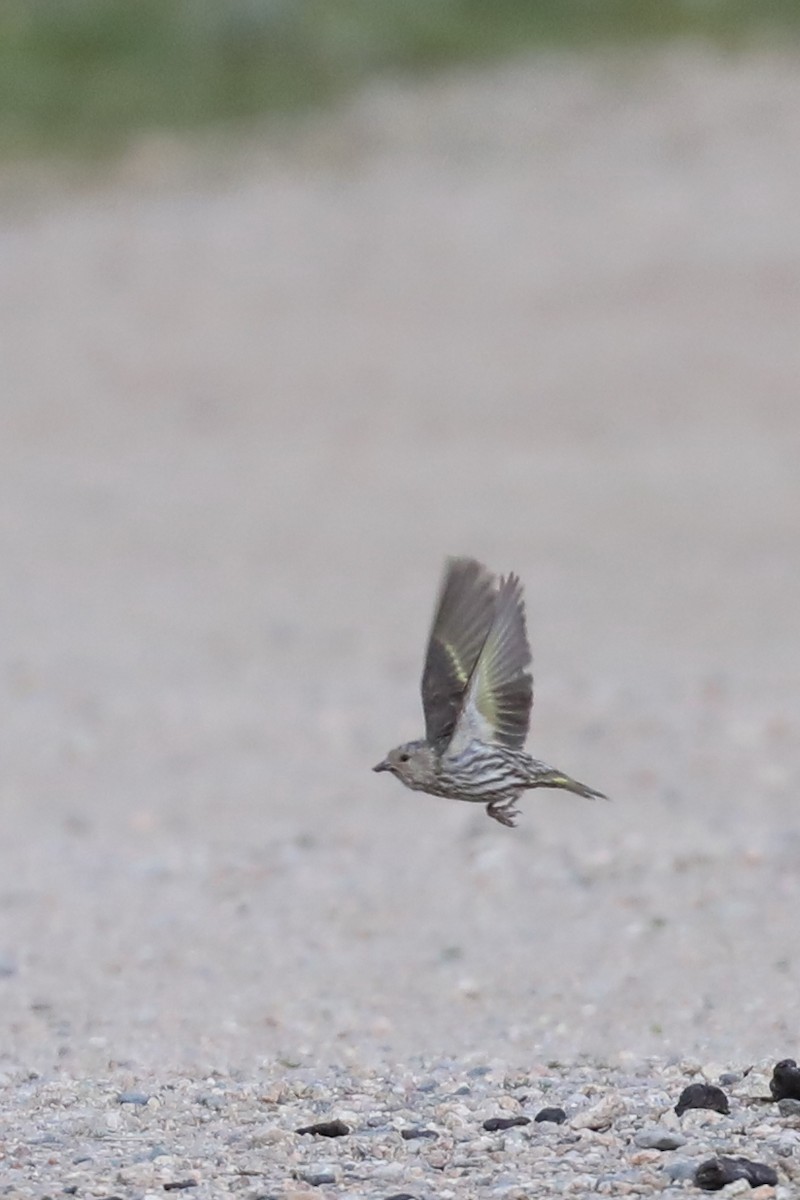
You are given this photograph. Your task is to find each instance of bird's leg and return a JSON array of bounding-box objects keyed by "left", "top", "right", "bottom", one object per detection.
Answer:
[{"left": 486, "top": 798, "right": 520, "bottom": 827}]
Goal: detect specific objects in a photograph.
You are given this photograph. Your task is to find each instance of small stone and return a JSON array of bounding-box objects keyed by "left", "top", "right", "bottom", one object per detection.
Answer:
[
  {"left": 694, "top": 1156, "right": 778, "bottom": 1191},
  {"left": 664, "top": 1160, "right": 698, "bottom": 1183},
  {"left": 163, "top": 1182, "right": 198, "bottom": 1192},
  {"left": 296, "top": 1119, "right": 350, "bottom": 1137},
  {"left": 570, "top": 1094, "right": 625, "bottom": 1131},
  {"left": 773, "top": 1130, "right": 800, "bottom": 1155},
  {"left": 534, "top": 1106, "right": 566, "bottom": 1124},
  {"left": 249, "top": 1127, "right": 286, "bottom": 1147},
  {"left": 297, "top": 1164, "right": 339, "bottom": 1186},
  {"left": 777, "top": 1098, "right": 800, "bottom": 1118},
  {"left": 675, "top": 1083, "right": 730, "bottom": 1116},
  {"left": 370, "top": 1162, "right": 405, "bottom": 1180},
  {"left": 680, "top": 1107, "right": 727, "bottom": 1130},
  {"left": 482, "top": 1116, "right": 531, "bottom": 1132},
  {"left": 400, "top": 1127, "right": 437, "bottom": 1140},
  {"left": 425, "top": 1148, "right": 451, "bottom": 1169},
  {"left": 633, "top": 1126, "right": 686, "bottom": 1150},
  {"left": 145, "top": 1146, "right": 170, "bottom": 1160},
  {"left": 630, "top": 1148, "right": 662, "bottom": 1166},
  {"left": 117, "top": 1091, "right": 151, "bottom": 1106},
  {"left": 770, "top": 1059, "right": 800, "bottom": 1102},
  {"left": 724, "top": 1183, "right": 759, "bottom": 1198}
]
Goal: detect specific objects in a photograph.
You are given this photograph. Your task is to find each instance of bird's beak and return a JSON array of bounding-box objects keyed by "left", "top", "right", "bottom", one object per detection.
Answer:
[{"left": 373, "top": 759, "right": 391, "bottom": 773}]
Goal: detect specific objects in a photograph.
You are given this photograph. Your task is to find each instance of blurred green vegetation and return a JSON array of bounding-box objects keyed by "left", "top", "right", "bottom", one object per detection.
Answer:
[{"left": 1, "top": 0, "right": 798, "bottom": 158}]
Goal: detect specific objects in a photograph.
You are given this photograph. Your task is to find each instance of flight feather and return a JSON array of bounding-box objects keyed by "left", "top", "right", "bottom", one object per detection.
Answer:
[
  {"left": 446, "top": 571, "right": 533, "bottom": 754},
  {"left": 421, "top": 557, "right": 497, "bottom": 748}
]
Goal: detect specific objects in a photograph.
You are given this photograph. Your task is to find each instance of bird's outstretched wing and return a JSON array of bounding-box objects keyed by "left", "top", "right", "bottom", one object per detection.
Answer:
[
  {"left": 421, "top": 558, "right": 498, "bottom": 749},
  {"left": 446, "top": 571, "right": 533, "bottom": 755}
]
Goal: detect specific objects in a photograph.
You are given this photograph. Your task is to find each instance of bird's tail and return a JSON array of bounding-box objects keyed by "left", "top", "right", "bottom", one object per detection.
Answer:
[{"left": 536, "top": 767, "right": 607, "bottom": 801}]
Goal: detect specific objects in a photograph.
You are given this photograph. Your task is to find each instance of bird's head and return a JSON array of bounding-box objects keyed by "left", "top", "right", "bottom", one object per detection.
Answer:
[{"left": 372, "top": 739, "right": 437, "bottom": 791}]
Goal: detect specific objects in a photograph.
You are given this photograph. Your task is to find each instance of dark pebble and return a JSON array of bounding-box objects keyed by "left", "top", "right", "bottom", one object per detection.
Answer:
[
  {"left": 163, "top": 1182, "right": 198, "bottom": 1192},
  {"left": 384, "top": 1194, "right": 418, "bottom": 1199},
  {"left": 400, "top": 1127, "right": 437, "bottom": 1140},
  {"left": 770, "top": 1057, "right": 800, "bottom": 1101},
  {"left": 674, "top": 1083, "right": 730, "bottom": 1116},
  {"left": 295, "top": 1119, "right": 350, "bottom": 1138},
  {"left": 534, "top": 1106, "right": 567, "bottom": 1125},
  {"left": 482, "top": 1115, "right": 531, "bottom": 1132},
  {"left": 116, "top": 1091, "right": 151, "bottom": 1106},
  {"left": 694, "top": 1155, "right": 778, "bottom": 1191}
]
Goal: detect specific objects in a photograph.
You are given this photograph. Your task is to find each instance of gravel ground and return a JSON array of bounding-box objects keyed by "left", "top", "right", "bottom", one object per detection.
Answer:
[
  {"left": 1, "top": 42, "right": 800, "bottom": 1196},
  {"left": 3, "top": 1057, "right": 800, "bottom": 1197}
]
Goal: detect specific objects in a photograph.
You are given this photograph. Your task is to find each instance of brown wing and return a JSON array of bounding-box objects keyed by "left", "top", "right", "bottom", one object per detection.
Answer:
[
  {"left": 421, "top": 558, "right": 498, "bottom": 749},
  {"left": 446, "top": 571, "right": 533, "bottom": 754}
]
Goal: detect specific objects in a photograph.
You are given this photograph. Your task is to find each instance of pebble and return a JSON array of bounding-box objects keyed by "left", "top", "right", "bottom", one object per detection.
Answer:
[
  {"left": 298, "top": 1163, "right": 340, "bottom": 1185},
  {"left": 665, "top": 1159, "right": 699, "bottom": 1182},
  {"left": 694, "top": 1155, "right": 778, "bottom": 1191},
  {"left": 482, "top": 1116, "right": 531, "bottom": 1132},
  {"left": 674, "top": 1082, "right": 730, "bottom": 1116},
  {"left": 534, "top": 1106, "right": 566, "bottom": 1124},
  {"left": 770, "top": 1060, "right": 800, "bottom": 1102},
  {"left": 296, "top": 1118, "right": 350, "bottom": 1137},
  {"left": 117, "top": 1090, "right": 152, "bottom": 1106},
  {"left": 570, "top": 1093, "right": 625, "bottom": 1131},
  {"left": 633, "top": 1126, "right": 686, "bottom": 1150}
]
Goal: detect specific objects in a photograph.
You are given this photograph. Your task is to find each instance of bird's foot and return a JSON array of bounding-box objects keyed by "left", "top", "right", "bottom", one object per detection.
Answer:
[{"left": 486, "top": 800, "right": 520, "bottom": 828}]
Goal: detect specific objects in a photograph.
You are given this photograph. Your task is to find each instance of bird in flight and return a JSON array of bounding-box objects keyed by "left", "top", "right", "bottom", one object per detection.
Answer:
[{"left": 373, "top": 557, "right": 606, "bottom": 826}]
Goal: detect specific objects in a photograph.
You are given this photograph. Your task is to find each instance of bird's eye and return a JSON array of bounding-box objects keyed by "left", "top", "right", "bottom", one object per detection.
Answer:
[{"left": 398, "top": 752, "right": 409, "bottom": 763}]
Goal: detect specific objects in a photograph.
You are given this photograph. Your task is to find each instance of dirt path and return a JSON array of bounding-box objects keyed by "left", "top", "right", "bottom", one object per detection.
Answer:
[{"left": 1, "top": 45, "right": 799, "bottom": 1083}]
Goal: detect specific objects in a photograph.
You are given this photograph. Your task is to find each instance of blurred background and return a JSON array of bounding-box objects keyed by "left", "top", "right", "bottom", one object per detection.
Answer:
[
  {"left": 1, "top": 2, "right": 799, "bottom": 1074},
  {"left": 2, "top": 0, "right": 799, "bottom": 158}
]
